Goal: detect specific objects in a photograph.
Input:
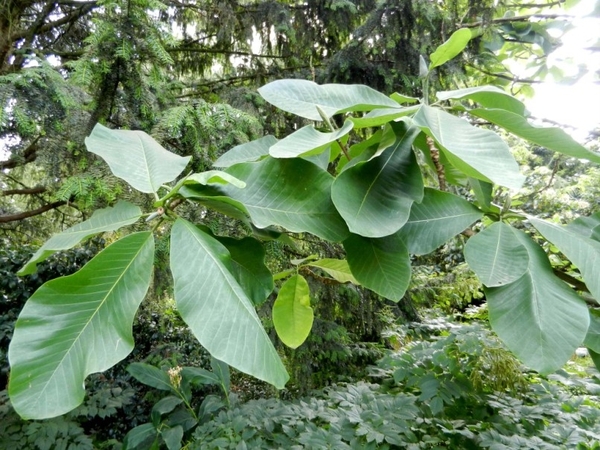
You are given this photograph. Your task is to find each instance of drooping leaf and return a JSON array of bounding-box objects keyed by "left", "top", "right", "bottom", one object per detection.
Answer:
[
  {"left": 413, "top": 105, "right": 525, "bottom": 190},
  {"left": 8, "top": 232, "right": 154, "bottom": 419},
  {"left": 272, "top": 274, "right": 314, "bottom": 349},
  {"left": 152, "top": 396, "right": 184, "bottom": 416},
  {"left": 469, "top": 108, "right": 600, "bottom": 164},
  {"left": 181, "top": 367, "right": 220, "bottom": 386},
  {"left": 306, "top": 259, "right": 359, "bottom": 284},
  {"left": 584, "top": 310, "right": 600, "bottom": 353},
  {"left": 170, "top": 219, "right": 288, "bottom": 389},
  {"left": 218, "top": 157, "right": 349, "bottom": 242},
  {"left": 436, "top": 86, "right": 526, "bottom": 115},
  {"left": 429, "top": 28, "right": 472, "bottom": 70},
  {"left": 486, "top": 228, "right": 589, "bottom": 374},
  {"left": 85, "top": 123, "right": 191, "bottom": 193},
  {"left": 469, "top": 178, "right": 493, "bottom": 210},
  {"left": 270, "top": 120, "right": 353, "bottom": 158},
  {"left": 213, "top": 135, "right": 278, "bottom": 168},
  {"left": 258, "top": 79, "right": 399, "bottom": 121},
  {"left": 464, "top": 222, "right": 529, "bottom": 287},
  {"left": 391, "top": 92, "right": 419, "bottom": 104},
  {"left": 127, "top": 363, "right": 174, "bottom": 392},
  {"left": 210, "top": 357, "right": 231, "bottom": 392},
  {"left": 213, "top": 235, "right": 274, "bottom": 306},
  {"left": 331, "top": 121, "right": 422, "bottom": 238},
  {"left": 399, "top": 188, "right": 483, "bottom": 255},
  {"left": 344, "top": 232, "right": 411, "bottom": 301},
  {"left": 19, "top": 200, "right": 142, "bottom": 275},
  {"left": 529, "top": 217, "right": 600, "bottom": 303}
]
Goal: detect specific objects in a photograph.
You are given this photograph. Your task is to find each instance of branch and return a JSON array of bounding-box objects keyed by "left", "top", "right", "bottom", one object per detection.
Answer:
[
  {"left": 426, "top": 136, "right": 447, "bottom": 191},
  {"left": 0, "top": 201, "right": 67, "bottom": 223},
  {"left": 2, "top": 186, "right": 46, "bottom": 196},
  {"left": 466, "top": 63, "right": 543, "bottom": 84},
  {"left": 170, "top": 47, "right": 288, "bottom": 59},
  {"left": 0, "top": 136, "right": 40, "bottom": 170},
  {"left": 462, "top": 13, "right": 574, "bottom": 28},
  {"left": 515, "top": 1, "right": 565, "bottom": 7},
  {"left": 11, "top": 3, "right": 97, "bottom": 40}
]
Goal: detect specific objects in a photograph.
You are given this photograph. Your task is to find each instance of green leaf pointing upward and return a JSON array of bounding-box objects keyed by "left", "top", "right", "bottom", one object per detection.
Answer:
[
  {"left": 170, "top": 219, "right": 289, "bottom": 389},
  {"left": 8, "top": 232, "right": 154, "bottom": 419},
  {"left": 85, "top": 123, "right": 191, "bottom": 194},
  {"left": 19, "top": 200, "right": 142, "bottom": 275},
  {"left": 429, "top": 28, "right": 472, "bottom": 70}
]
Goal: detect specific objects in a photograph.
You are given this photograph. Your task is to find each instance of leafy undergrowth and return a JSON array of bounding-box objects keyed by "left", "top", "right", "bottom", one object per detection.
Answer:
[
  {"left": 2, "top": 317, "right": 600, "bottom": 449},
  {"left": 190, "top": 319, "right": 600, "bottom": 449}
]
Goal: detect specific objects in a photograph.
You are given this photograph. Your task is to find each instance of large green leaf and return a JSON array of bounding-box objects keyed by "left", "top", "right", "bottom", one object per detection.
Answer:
[
  {"left": 272, "top": 274, "right": 314, "bottom": 349},
  {"left": 8, "top": 232, "right": 154, "bottom": 419},
  {"left": 486, "top": 228, "right": 589, "bottom": 374},
  {"left": 529, "top": 217, "right": 600, "bottom": 303},
  {"left": 429, "top": 28, "right": 472, "bottom": 70},
  {"left": 258, "top": 79, "right": 399, "bottom": 121},
  {"left": 213, "top": 136, "right": 277, "bottom": 168},
  {"left": 85, "top": 123, "right": 191, "bottom": 193},
  {"left": 170, "top": 219, "right": 288, "bottom": 389},
  {"left": 584, "top": 310, "right": 600, "bottom": 353},
  {"left": 399, "top": 188, "right": 483, "bottom": 255},
  {"left": 464, "top": 222, "right": 529, "bottom": 287},
  {"left": 331, "top": 121, "right": 422, "bottom": 238},
  {"left": 270, "top": 120, "right": 353, "bottom": 158},
  {"left": 19, "top": 200, "right": 142, "bottom": 275},
  {"left": 344, "top": 232, "right": 411, "bottom": 301},
  {"left": 350, "top": 105, "right": 420, "bottom": 129},
  {"left": 566, "top": 212, "right": 600, "bottom": 242},
  {"left": 413, "top": 105, "right": 524, "bottom": 189},
  {"left": 306, "top": 258, "right": 359, "bottom": 284},
  {"left": 469, "top": 108, "right": 600, "bottom": 164},
  {"left": 436, "top": 86, "right": 526, "bottom": 116},
  {"left": 214, "top": 235, "right": 274, "bottom": 305},
  {"left": 220, "top": 157, "right": 349, "bottom": 242},
  {"left": 469, "top": 177, "right": 493, "bottom": 210}
]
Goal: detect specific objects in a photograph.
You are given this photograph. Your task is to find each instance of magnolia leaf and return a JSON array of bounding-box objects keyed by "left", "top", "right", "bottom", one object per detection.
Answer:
[
  {"left": 391, "top": 92, "right": 419, "bottom": 104},
  {"left": 436, "top": 86, "right": 525, "bottom": 115},
  {"left": 19, "top": 200, "right": 142, "bottom": 275},
  {"left": 529, "top": 217, "right": 600, "bottom": 303},
  {"left": 306, "top": 258, "right": 359, "bottom": 284},
  {"left": 584, "top": 310, "right": 600, "bottom": 353},
  {"left": 214, "top": 235, "right": 274, "bottom": 305},
  {"left": 258, "top": 79, "right": 399, "bottom": 121},
  {"left": 344, "top": 232, "right": 411, "bottom": 301},
  {"left": 332, "top": 121, "right": 422, "bottom": 238},
  {"left": 219, "top": 158, "right": 349, "bottom": 242},
  {"left": 270, "top": 120, "right": 353, "bottom": 158},
  {"left": 272, "top": 274, "right": 314, "bottom": 349},
  {"left": 185, "top": 171, "right": 246, "bottom": 188},
  {"left": 214, "top": 135, "right": 278, "bottom": 168},
  {"left": 566, "top": 212, "right": 600, "bottom": 241},
  {"left": 469, "top": 177, "right": 493, "bottom": 210},
  {"left": 8, "top": 232, "right": 154, "bottom": 419},
  {"left": 469, "top": 108, "right": 600, "bottom": 164},
  {"left": 429, "top": 28, "right": 472, "bottom": 70},
  {"left": 170, "top": 219, "right": 288, "bottom": 389},
  {"left": 85, "top": 123, "right": 191, "bottom": 193},
  {"left": 350, "top": 106, "right": 420, "bottom": 129},
  {"left": 399, "top": 188, "right": 483, "bottom": 255},
  {"left": 413, "top": 105, "right": 525, "bottom": 190},
  {"left": 464, "top": 222, "right": 529, "bottom": 287},
  {"left": 486, "top": 228, "right": 589, "bottom": 374}
]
